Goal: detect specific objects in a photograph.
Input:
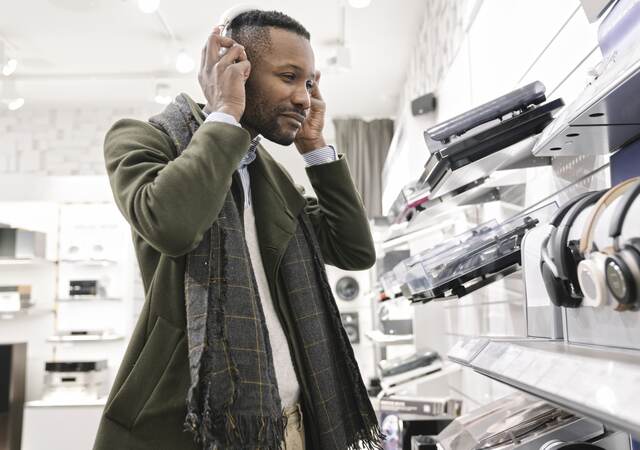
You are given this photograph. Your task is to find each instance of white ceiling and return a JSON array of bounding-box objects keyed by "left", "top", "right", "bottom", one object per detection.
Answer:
[{"left": 1, "top": 0, "right": 427, "bottom": 119}]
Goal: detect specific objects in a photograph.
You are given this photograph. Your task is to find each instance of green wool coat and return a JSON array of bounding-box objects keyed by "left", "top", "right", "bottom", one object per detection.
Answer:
[{"left": 93, "top": 95, "right": 376, "bottom": 450}]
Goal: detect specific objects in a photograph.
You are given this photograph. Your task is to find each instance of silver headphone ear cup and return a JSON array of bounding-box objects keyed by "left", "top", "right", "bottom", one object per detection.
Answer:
[
  {"left": 605, "top": 246, "right": 640, "bottom": 305},
  {"left": 577, "top": 253, "right": 608, "bottom": 308}
]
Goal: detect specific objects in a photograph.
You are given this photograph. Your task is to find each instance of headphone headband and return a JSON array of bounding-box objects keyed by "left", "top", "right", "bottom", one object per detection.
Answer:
[
  {"left": 554, "top": 190, "right": 604, "bottom": 279},
  {"left": 548, "top": 192, "right": 593, "bottom": 227},
  {"left": 579, "top": 177, "right": 640, "bottom": 255},
  {"left": 218, "top": 5, "right": 260, "bottom": 36},
  {"left": 609, "top": 180, "right": 640, "bottom": 239}
]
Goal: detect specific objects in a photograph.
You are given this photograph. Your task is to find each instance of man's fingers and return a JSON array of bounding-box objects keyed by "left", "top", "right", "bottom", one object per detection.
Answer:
[
  {"left": 204, "top": 33, "right": 236, "bottom": 71},
  {"left": 216, "top": 44, "right": 248, "bottom": 71},
  {"left": 311, "top": 70, "right": 324, "bottom": 101},
  {"left": 229, "top": 60, "right": 252, "bottom": 80}
]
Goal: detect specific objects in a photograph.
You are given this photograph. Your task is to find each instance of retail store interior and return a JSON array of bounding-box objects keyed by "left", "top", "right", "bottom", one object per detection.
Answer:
[{"left": 2, "top": 0, "right": 640, "bottom": 449}]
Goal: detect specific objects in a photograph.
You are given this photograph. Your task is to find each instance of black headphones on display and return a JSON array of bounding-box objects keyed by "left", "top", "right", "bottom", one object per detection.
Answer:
[
  {"left": 541, "top": 191, "right": 602, "bottom": 308},
  {"left": 604, "top": 180, "right": 640, "bottom": 308}
]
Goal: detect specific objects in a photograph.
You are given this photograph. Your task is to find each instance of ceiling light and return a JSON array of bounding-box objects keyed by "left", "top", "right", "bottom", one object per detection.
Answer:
[
  {"left": 6, "top": 97, "right": 24, "bottom": 111},
  {"left": 175, "top": 49, "right": 194, "bottom": 74},
  {"left": 154, "top": 82, "right": 172, "bottom": 105},
  {"left": 1, "top": 79, "right": 25, "bottom": 111},
  {"left": 348, "top": 0, "right": 372, "bottom": 8},
  {"left": 2, "top": 58, "right": 17, "bottom": 76},
  {"left": 138, "top": 0, "right": 160, "bottom": 14}
]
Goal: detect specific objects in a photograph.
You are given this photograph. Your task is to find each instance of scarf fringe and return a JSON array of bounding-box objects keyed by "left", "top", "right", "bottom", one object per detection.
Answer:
[
  {"left": 346, "top": 423, "right": 387, "bottom": 450},
  {"left": 184, "top": 390, "right": 286, "bottom": 450}
]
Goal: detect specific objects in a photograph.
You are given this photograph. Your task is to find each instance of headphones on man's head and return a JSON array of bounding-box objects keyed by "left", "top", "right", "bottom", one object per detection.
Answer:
[
  {"left": 540, "top": 191, "right": 603, "bottom": 307},
  {"left": 219, "top": 5, "right": 260, "bottom": 36},
  {"left": 577, "top": 177, "right": 640, "bottom": 308},
  {"left": 604, "top": 180, "right": 640, "bottom": 308},
  {"left": 217, "top": 5, "right": 260, "bottom": 55}
]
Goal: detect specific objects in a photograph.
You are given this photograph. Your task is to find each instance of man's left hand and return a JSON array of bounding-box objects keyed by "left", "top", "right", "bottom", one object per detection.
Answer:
[{"left": 295, "top": 70, "right": 327, "bottom": 154}]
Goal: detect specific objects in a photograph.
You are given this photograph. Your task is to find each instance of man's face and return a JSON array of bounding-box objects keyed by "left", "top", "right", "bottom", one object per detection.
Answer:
[{"left": 241, "top": 28, "right": 316, "bottom": 145}]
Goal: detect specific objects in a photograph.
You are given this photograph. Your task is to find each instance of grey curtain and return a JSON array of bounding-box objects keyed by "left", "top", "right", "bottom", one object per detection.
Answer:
[{"left": 333, "top": 118, "right": 394, "bottom": 217}]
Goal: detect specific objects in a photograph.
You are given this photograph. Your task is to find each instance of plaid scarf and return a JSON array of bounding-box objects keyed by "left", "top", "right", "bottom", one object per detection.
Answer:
[{"left": 150, "top": 94, "right": 384, "bottom": 450}]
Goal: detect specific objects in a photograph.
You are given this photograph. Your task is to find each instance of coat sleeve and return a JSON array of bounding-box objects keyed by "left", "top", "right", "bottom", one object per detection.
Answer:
[
  {"left": 304, "top": 155, "right": 376, "bottom": 270},
  {"left": 103, "top": 118, "right": 251, "bottom": 257}
]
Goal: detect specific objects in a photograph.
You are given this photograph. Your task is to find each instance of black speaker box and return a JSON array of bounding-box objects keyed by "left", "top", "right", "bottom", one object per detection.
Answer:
[{"left": 411, "top": 93, "right": 437, "bottom": 116}]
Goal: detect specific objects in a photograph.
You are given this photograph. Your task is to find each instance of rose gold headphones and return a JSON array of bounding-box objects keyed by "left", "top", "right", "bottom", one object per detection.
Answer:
[{"left": 577, "top": 177, "right": 640, "bottom": 308}]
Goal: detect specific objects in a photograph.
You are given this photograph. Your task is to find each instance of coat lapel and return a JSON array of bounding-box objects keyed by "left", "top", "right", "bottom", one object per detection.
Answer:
[
  {"left": 182, "top": 92, "right": 306, "bottom": 277},
  {"left": 249, "top": 145, "right": 306, "bottom": 279}
]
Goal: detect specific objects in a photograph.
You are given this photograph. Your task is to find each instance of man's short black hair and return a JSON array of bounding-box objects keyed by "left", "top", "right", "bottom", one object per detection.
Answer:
[
  {"left": 228, "top": 10, "right": 310, "bottom": 63},
  {"left": 229, "top": 10, "right": 310, "bottom": 40}
]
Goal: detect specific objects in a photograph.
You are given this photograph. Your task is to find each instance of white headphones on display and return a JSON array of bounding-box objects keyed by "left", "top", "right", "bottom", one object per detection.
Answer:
[{"left": 577, "top": 177, "right": 640, "bottom": 308}]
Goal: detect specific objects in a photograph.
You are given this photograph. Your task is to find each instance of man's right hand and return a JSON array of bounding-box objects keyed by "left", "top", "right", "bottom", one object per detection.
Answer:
[{"left": 198, "top": 27, "right": 251, "bottom": 122}]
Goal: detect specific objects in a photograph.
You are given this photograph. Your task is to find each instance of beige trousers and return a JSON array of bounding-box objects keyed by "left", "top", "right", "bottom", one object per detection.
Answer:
[
  {"left": 281, "top": 403, "right": 305, "bottom": 450},
  {"left": 213, "top": 403, "right": 305, "bottom": 450}
]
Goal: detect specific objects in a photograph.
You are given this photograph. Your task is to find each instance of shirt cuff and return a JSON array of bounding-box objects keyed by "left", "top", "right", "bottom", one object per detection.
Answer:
[
  {"left": 204, "top": 111, "right": 241, "bottom": 127},
  {"left": 302, "top": 145, "right": 338, "bottom": 167}
]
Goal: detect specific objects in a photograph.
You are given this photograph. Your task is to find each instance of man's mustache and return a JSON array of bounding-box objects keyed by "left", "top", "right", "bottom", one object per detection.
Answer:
[{"left": 278, "top": 107, "right": 307, "bottom": 121}]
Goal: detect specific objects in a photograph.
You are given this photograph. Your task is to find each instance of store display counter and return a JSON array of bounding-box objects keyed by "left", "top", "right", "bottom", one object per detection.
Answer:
[{"left": 448, "top": 337, "right": 640, "bottom": 440}]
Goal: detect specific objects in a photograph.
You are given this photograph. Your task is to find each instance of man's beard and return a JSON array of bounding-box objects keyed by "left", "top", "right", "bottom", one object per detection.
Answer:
[{"left": 241, "top": 93, "right": 306, "bottom": 146}]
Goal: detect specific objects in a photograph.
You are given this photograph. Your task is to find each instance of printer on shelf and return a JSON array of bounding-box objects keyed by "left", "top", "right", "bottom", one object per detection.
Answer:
[{"left": 43, "top": 360, "right": 108, "bottom": 402}]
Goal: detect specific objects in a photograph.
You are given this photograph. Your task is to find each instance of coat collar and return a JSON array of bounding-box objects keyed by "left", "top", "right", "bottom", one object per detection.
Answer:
[{"left": 181, "top": 93, "right": 307, "bottom": 273}]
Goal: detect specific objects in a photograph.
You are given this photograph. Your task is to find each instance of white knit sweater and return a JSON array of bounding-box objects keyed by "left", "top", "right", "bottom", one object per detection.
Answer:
[{"left": 243, "top": 205, "right": 301, "bottom": 408}]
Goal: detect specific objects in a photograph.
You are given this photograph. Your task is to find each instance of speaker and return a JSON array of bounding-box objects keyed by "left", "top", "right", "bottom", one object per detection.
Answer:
[
  {"left": 340, "top": 312, "right": 360, "bottom": 344},
  {"left": 411, "top": 93, "right": 437, "bottom": 116}
]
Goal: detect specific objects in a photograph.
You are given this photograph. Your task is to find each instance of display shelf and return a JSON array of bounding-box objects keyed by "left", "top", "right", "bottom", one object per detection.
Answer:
[
  {"left": 381, "top": 176, "right": 526, "bottom": 250},
  {"left": 0, "top": 307, "right": 55, "bottom": 320},
  {"left": 58, "top": 258, "right": 118, "bottom": 266},
  {"left": 449, "top": 338, "right": 640, "bottom": 440},
  {"left": 422, "top": 134, "right": 548, "bottom": 198},
  {"left": 56, "top": 297, "right": 122, "bottom": 302},
  {"left": 365, "top": 330, "right": 414, "bottom": 346},
  {"left": 381, "top": 181, "right": 491, "bottom": 250},
  {"left": 26, "top": 397, "right": 107, "bottom": 408},
  {"left": 378, "top": 362, "right": 461, "bottom": 398},
  {"left": 533, "top": 41, "right": 640, "bottom": 156},
  {"left": 0, "top": 258, "right": 56, "bottom": 266},
  {"left": 46, "top": 334, "right": 125, "bottom": 343}
]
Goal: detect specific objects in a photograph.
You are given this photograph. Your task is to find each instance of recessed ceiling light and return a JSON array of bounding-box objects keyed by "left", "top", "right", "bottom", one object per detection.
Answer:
[
  {"left": 138, "top": 0, "right": 160, "bottom": 14},
  {"left": 348, "top": 0, "right": 372, "bottom": 8},
  {"left": 175, "top": 49, "right": 195, "bottom": 74},
  {"left": 2, "top": 58, "right": 18, "bottom": 76},
  {"left": 7, "top": 98, "right": 24, "bottom": 111}
]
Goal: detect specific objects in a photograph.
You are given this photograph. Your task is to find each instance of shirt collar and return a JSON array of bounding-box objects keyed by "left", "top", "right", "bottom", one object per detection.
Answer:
[{"left": 239, "top": 135, "right": 261, "bottom": 168}]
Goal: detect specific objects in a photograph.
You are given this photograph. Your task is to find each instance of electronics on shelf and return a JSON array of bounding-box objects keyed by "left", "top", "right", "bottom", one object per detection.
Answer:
[{"left": 421, "top": 81, "right": 563, "bottom": 197}]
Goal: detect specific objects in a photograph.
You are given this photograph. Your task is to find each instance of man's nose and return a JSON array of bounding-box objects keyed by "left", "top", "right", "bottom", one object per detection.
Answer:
[{"left": 292, "top": 85, "right": 311, "bottom": 110}]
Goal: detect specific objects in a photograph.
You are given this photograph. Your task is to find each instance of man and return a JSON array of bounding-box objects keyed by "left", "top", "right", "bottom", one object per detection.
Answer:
[{"left": 94, "top": 9, "right": 383, "bottom": 450}]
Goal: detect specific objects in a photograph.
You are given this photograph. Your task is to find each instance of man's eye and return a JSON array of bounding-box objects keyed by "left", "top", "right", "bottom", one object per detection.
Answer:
[
  {"left": 306, "top": 81, "right": 314, "bottom": 91},
  {"left": 282, "top": 73, "right": 296, "bottom": 81}
]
